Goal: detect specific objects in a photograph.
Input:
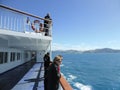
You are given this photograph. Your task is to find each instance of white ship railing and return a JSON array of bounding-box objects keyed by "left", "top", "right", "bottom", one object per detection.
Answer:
[{"left": 0, "top": 5, "right": 52, "bottom": 36}]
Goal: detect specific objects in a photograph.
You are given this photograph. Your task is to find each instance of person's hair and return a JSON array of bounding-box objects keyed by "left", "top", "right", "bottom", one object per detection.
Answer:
[
  {"left": 53, "top": 55, "right": 62, "bottom": 62},
  {"left": 57, "top": 55, "right": 62, "bottom": 58},
  {"left": 47, "top": 52, "right": 49, "bottom": 55}
]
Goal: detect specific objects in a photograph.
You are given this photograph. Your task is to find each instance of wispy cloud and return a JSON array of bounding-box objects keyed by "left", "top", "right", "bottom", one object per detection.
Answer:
[
  {"left": 52, "top": 43, "right": 97, "bottom": 51},
  {"left": 52, "top": 41, "right": 120, "bottom": 51}
]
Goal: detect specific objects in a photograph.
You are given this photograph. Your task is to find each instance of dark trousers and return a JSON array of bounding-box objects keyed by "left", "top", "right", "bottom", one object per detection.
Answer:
[{"left": 44, "top": 69, "right": 48, "bottom": 90}]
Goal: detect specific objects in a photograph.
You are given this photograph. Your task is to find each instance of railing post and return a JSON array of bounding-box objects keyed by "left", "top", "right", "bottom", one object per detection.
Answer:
[
  {"left": 0, "top": 14, "right": 2, "bottom": 28},
  {"left": 7, "top": 15, "right": 10, "bottom": 30},
  {"left": 23, "top": 16, "right": 26, "bottom": 32}
]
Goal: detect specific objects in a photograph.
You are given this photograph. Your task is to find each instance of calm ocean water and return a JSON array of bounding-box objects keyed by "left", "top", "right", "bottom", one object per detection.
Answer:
[{"left": 52, "top": 52, "right": 120, "bottom": 90}]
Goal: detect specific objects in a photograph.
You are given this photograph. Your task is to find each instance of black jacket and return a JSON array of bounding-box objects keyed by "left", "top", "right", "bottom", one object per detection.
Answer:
[
  {"left": 44, "top": 54, "right": 50, "bottom": 69},
  {"left": 46, "top": 62, "right": 61, "bottom": 90}
]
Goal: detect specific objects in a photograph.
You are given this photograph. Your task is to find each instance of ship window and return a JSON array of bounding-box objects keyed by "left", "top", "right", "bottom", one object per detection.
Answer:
[
  {"left": 0, "top": 52, "right": 8, "bottom": 64},
  {"left": 0, "top": 52, "right": 3, "bottom": 64},
  {"left": 4, "top": 52, "right": 8, "bottom": 63},
  {"left": 10, "top": 52, "right": 13, "bottom": 61},
  {"left": 10, "top": 52, "right": 15, "bottom": 62}
]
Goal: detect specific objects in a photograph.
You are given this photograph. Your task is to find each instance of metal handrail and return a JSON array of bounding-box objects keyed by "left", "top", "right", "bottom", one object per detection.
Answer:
[
  {"left": 60, "top": 75, "right": 73, "bottom": 90},
  {"left": 0, "top": 4, "right": 51, "bottom": 21},
  {"left": 0, "top": 4, "right": 52, "bottom": 36}
]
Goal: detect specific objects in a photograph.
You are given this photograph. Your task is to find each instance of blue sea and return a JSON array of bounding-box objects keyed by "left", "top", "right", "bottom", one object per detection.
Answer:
[{"left": 52, "top": 53, "right": 120, "bottom": 90}]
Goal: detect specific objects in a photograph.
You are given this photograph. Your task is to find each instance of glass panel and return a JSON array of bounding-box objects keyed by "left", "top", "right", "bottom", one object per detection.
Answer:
[
  {"left": 0, "top": 52, "right": 3, "bottom": 64},
  {"left": 4, "top": 52, "right": 8, "bottom": 63}
]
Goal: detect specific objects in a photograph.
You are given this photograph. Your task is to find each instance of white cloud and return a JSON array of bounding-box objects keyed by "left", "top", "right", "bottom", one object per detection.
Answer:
[
  {"left": 52, "top": 43, "right": 97, "bottom": 51},
  {"left": 106, "top": 40, "right": 118, "bottom": 45},
  {"left": 52, "top": 41, "right": 120, "bottom": 51}
]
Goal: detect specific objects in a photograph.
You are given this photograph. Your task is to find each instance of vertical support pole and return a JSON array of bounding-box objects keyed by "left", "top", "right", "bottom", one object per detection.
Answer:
[
  {"left": 23, "top": 16, "right": 26, "bottom": 32},
  {"left": 50, "top": 41, "right": 52, "bottom": 61},
  {"left": 0, "top": 14, "right": 2, "bottom": 28}
]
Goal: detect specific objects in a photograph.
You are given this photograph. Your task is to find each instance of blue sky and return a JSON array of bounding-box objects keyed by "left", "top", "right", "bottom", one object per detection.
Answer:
[{"left": 1, "top": 0, "right": 120, "bottom": 50}]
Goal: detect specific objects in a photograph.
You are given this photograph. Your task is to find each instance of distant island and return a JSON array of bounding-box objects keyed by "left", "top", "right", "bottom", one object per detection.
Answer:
[{"left": 52, "top": 48, "right": 120, "bottom": 54}]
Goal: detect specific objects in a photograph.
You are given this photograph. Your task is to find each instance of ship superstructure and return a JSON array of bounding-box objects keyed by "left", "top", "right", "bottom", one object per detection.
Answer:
[
  {"left": 0, "top": 5, "right": 52, "bottom": 73},
  {"left": 0, "top": 5, "right": 72, "bottom": 90}
]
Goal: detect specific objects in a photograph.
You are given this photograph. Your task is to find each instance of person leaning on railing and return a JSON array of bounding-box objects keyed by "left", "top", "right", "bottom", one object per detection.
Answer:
[
  {"left": 46, "top": 55, "right": 63, "bottom": 90},
  {"left": 31, "top": 22, "right": 44, "bottom": 33}
]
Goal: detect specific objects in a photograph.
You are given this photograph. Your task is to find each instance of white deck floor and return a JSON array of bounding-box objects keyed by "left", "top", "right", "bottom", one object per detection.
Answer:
[{"left": 12, "top": 63, "right": 44, "bottom": 90}]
